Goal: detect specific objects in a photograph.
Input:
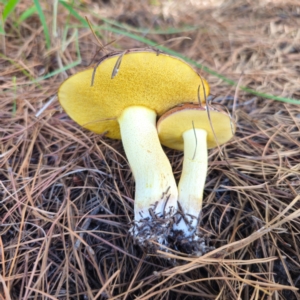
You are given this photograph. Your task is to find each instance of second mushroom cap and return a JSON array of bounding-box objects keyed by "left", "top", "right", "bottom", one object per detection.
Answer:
[{"left": 157, "top": 103, "right": 235, "bottom": 151}]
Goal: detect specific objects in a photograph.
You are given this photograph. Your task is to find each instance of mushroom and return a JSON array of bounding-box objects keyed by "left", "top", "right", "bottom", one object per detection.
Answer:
[
  {"left": 157, "top": 103, "right": 235, "bottom": 252},
  {"left": 58, "top": 50, "right": 210, "bottom": 248}
]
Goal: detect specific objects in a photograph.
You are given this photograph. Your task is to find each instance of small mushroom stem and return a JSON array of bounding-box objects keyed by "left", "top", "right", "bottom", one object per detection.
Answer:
[
  {"left": 118, "top": 106, "right": 178, "bottom": 224},
  {"left": 174, "top": 128, "right": 208, "bottom": 235}
]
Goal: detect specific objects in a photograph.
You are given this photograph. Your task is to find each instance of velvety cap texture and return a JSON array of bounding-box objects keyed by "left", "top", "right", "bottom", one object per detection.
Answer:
[{"left": 157, "top": 104, "right": 235, "bottom": 150}]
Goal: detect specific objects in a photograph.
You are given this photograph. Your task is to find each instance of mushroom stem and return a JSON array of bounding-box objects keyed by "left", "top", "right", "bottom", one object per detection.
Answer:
[
  {"left": 174, "top": 128, "right": 208, "bottom": 234},
  {"left": 118, "top": 106, "right": 178, "bottom": 224}
]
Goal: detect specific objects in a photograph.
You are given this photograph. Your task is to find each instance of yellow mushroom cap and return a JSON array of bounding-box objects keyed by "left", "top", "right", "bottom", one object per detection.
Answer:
[
  {"left": 58, "top": 51, "right": 210, "bottom": 139},
  {"left": 157, "top": 104, "right": 235, "bottom": 150}
]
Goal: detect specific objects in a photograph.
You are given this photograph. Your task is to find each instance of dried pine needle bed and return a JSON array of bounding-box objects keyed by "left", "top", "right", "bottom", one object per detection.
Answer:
[{"left": 1, "top": 0, "right": 300, "bottom": 299}]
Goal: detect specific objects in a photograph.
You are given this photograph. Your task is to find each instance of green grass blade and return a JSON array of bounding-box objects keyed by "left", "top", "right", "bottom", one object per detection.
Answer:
[
  {"left": 33, "top": 0, "right": 51, "bottom": 49},
  {"left": 17, "top": 5, "right": 37, "bottom": 24},
  {"left": 99, "top": 17, "right": 198, "bottom": 35},
  {"left": 2, "top": 0, "right": 20, "bottom": 20},
  {"left": 0, "top": 14, "right": 4, "bottom": 34},
  {"left": 102, "top": 25, "right": 300, "bottom": 105},
  {"left": 51, "top": 1, "right": 300, "bottom": 105},
  {"left": 59, "top": 0, "right": 88, "bottom": 26},
  {"left": 1, "top": 0, "right": 21, "bottom": 34}
]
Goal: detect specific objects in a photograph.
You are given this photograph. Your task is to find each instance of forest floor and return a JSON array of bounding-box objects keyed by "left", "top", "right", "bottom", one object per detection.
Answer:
[{"left": 1, "top": 0, "right": 300, "bottom": 299}]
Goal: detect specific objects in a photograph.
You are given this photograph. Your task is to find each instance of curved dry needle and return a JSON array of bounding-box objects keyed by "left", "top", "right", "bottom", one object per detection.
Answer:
[
  {"left": 204, "top": 98, "right": 252, "bottom": 182},
  {"left": 205, "top": 90, "right": 242, "bottom": 179},
  {"left": 111, "top": 50, "right": 128, "bottom": 79},
  {"left": 91, "top": 50, "right": 122, "bottom": 86},
  {"left": 217, "top": 104, "right": 236, "bottom": 136},
  {"left": 191, "top": 78, "right": 206, "bottom": 159},
  {"left": 86, "top": 16, "right": 125, "bottom": 69},
  {"left": 85, "top": 16, "right": 109, "bottom": 66},
  {"left": 199, "top": 75, "right": 207, "bottom": 104},
  {"left": 197, "top": 85, "right": 203, "bottom": 107},
  {"left": 85, "top": 16, "right": 104, "bottom": 48},
  {"left": 192, "top": 120, "right": 197, "bottom": 160},
  {"left": 201, "top": 80, "right": 259, "bottom": 184},
  {"left": 111, "top": 38, "right": 192, "bottom": 79},
  {"left": 152, "top": 37, "right": 192, "bottom": 55},
  {"left": 88, "top": 39, "right": 119, "bottom": 67},
  {"left": 153, "top": 37, "right": 192, "bottom": 48},
  {"left": 200, "top": 76, "right": 224, "bottom": 158},
  {"left": 232, "top": 73, "right": 243, "bottom": 117},
  {"left": 82, "top": 116, "right": 117, "bottom": 127},
  {"left": 91, "top": 56, "right": 107, "bottom": 86}
]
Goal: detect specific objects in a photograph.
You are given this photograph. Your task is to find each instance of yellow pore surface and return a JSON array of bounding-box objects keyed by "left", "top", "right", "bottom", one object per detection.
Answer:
[
  {"left": 58, "top": 51, "right": 210, "bottom": 139},
  {"left": 157, "top": 109, "right": 235, "bottom": 150}
]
